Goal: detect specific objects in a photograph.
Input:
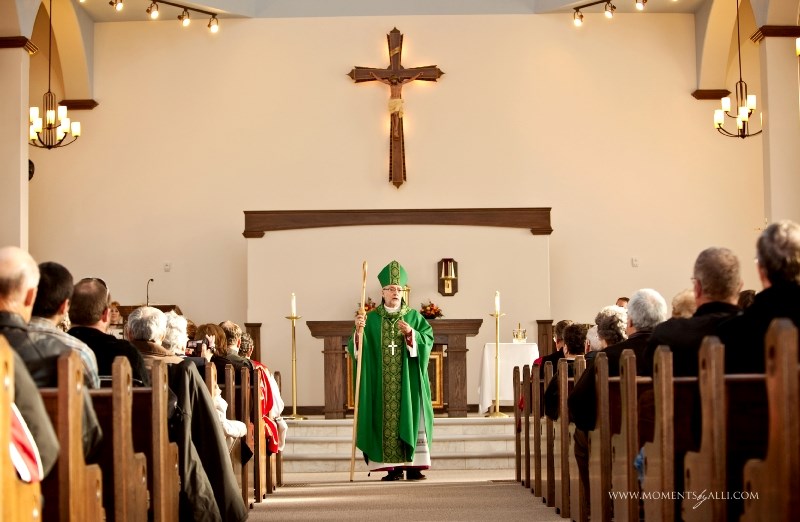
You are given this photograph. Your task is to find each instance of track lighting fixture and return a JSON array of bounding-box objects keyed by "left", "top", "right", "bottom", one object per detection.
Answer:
[
  {"left": 120, "top": 1, "right": 221, "bottom": 32},
  {"left": 635, "top": 0, "right": 646, "bottom": 11},
  {"left": 146, "top": 2, "right": 159, "bottom": 19},
  {"left": 571, "top": 0, "right": 626, "bottom": 26}
]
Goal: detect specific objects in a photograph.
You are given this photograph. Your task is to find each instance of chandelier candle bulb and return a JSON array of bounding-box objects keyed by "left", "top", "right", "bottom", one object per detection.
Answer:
[
  {"left": 747, "top": 95, "right": 756, "bottom": 110},
  {"left": 29, "top": 126, "right": 36, "bottom": 140},
  {"left": 33, "top": 118, "right": 42, "bottom": 133},
  {"left": 71, "top": 122, "right": 81, "bottom": 136},
  {"left": 714, "top": 110, "right": 724, "bottom": 127},
  {"left": 29, "top": 107, "right": 38, "bottom": 122},
  {"left": 57, "top": 105, "right": 67, "bottom": 120},
  {"left": 46, "top": 110, "right": 55, "bottom": 125},
  {"left": 721, "top": 97, "right": 731, "bottom": 112},
  {"left": 739, "top": 106, "right": 749, "bottom": 121}
]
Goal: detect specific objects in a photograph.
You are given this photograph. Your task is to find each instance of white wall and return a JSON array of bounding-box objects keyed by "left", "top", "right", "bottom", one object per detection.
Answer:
[{"left": 28, "top": 13, "right": 764, "bottom": 407}]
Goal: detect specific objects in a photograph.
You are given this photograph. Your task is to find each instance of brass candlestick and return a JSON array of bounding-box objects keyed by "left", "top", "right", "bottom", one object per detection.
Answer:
[
  {"left": 285, "top": 314, "right": 306, "bottom": 420},
  {"left": 487, "top": 311, "right": 508, "bottom": 417}
]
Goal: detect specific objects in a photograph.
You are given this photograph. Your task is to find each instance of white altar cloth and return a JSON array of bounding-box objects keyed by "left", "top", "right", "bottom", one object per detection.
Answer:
[{"left": 478, "top": 342, "right": 539, "bottom": 414}]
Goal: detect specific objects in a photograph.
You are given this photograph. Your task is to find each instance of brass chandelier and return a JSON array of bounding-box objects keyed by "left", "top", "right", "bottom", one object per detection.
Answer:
[
  {"left": 29, "top": 0, "right": 81, "bottom": 149},
  {"left": 713, "top": 0, "right": 762, "bottom": 139}
]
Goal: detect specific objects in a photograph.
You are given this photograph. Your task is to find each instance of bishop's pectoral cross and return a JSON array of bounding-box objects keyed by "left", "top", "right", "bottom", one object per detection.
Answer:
[
  {"left": 387, "top": 340, "right": 398, "bottom": 356},
  {"left": 348, "top": 28, "right": 444, "bottom": 188}
]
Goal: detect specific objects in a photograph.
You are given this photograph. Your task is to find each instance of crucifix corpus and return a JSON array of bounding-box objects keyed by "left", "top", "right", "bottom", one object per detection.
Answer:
[{"left": 348, "top": 28, "right": 444, "bottom": 188}]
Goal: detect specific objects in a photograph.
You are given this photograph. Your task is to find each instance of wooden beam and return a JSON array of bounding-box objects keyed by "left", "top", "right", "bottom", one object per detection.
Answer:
[
  {"left": 243, "top": 207, "right": 552, "bottom": 238},
  {"left": 0, "top": 36, "right": 38, "bottom": 54},
  {"left": 750, "top": 25, "right": 800, "bottom": 43},
  {"left": 692, "top": 89, "right": 730, "bottom": 100}
]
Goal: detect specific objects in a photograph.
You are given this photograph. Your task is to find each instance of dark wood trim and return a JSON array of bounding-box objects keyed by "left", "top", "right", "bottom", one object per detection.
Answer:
[
  {"left": 0, "top": 36, "right": 38, "bottom": 54},
  {"left": 691, "top": 89, "right": 730, "bottom": 100},
  {"left": 243, "top": 207, "right": 552, "bottom": 238},
  {"left": 750, "top": 25, "right": 800, "bottom": 43},
  {"left": 244, "top": 323, "right": 262, "bottom": 363},
  {"left": 61, "top": 99, "right": 99, "bottom": 111},
  {"left": 537, "top": 319, "right": 554, "bottom": 358}
]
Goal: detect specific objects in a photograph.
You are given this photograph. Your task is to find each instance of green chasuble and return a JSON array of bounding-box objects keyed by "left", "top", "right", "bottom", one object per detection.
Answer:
[{"left": 347, "top": 303, "right": 434, "bottom": 464}]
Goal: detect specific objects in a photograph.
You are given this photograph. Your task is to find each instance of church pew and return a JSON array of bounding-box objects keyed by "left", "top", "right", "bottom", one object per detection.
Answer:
[
  {"left": 640, "top": 347, "right": 697, "bottom": 522},
  {"left": 554, "top": 358, "right": 573, "bottom": 518},
  {"left": 88, "top": 356, "right": 150, "bottom": 522},
  {"left": 609, "top": 350, "right": 651, "bottom": 522},
  {"left": 544, "top": 361, "right": 556, "bottom": 507},
  {"left": 681, "top": 322, "right": 790, "bottom": 521},
  {"left": 0, "top": 337, "right": 43, "bottom": 522},
  {"left": 531, "top": 364, "right": 543, "bottom": 498},
  {"left": 130, "top": 360, "right": 180, "bottom": 522},
  {"left": 568, "top": 356, "right": 587, "bottom": 522},
  {"left": 740, "top": 318, "right": 800, "bottom": 522},
  {"left": 513, "top": 365, "right": 521, "bottom": 484},
  {"left": 522, "top": 364, "right": 531, "bottom": 489},
  {"left": 39, "top": 351, "right": 104, "bottom": 522},
  {"left": 587, "top": 353, "right": 613, "bottom": 522}
]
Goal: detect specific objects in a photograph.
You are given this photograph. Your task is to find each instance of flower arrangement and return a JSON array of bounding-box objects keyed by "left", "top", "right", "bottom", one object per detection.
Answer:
[
  {"left": 420, "top": 300, "right": 444, "bottom": 319},
  {"left": 355, "top": 297, "right": 377, "bottom": 315}
]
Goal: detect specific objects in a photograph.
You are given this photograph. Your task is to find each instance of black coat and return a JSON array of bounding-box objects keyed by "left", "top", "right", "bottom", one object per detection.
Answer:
[
  {"left": 69, "top": 326, "right": 151, "bottom": 386},
  {"left": 643, "top": 301, "right": 741, "bottom": 377},
  {"left": 717, "top": 283, "right": 800, "bottom": 374}
]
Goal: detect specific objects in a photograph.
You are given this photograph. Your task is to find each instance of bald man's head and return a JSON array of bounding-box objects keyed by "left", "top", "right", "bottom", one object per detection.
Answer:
[{"left": 0, "top": 246, "right": 40, "bottom": 321}]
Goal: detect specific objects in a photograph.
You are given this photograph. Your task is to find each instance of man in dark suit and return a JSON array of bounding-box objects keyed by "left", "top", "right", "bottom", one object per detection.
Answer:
[
  {"left": 68, "top": 278, "right": 151, "bottom": 386},
  {"left": 643, "top": 247, "right": 742, "bottom": 377},
  {"left": 718, "top": 220, "right": 800, "bottom": 373}
]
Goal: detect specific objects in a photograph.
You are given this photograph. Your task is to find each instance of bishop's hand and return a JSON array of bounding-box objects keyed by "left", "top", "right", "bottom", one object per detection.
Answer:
[
  {"left": 397, "top": 320, "right": 412, "bottom": 335},
  {"left": 355, "top": 313, "right": 366, "bottom": 330}
]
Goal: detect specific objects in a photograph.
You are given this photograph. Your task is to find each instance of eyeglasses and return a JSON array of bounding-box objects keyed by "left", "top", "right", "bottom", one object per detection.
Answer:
[{"left": 382, "top": 286, "right": 404, "bottom": 294}]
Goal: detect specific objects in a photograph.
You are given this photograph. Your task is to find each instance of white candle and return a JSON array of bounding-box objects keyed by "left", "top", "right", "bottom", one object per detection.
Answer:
[
  {"left": 494, "top": 291, "right": 500, "bottom": 314},
  {"left": 291, "top": 293, "right": 297, "bottom": 316}
]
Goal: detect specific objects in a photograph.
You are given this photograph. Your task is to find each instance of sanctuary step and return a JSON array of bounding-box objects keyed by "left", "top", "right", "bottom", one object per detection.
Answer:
[{"left": 282, "top": 416, "right": 518, "bottom": 473}]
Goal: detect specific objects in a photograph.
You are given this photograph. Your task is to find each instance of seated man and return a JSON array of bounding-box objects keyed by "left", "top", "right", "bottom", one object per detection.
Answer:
[
  {"left": 27, "top": 262, "right": 100, "bottom": 389},
  {"left": 68, "top": 278, "right": 151, "bottom": 386},
  {"left": 125, "top": 306, "right": 184, "bottom": 369},
  {"left": 0, "top": 246, "right": 60, "bottom": 475},
  {"left": 718, "top": 220, "right": 800, "bottom": 373}
]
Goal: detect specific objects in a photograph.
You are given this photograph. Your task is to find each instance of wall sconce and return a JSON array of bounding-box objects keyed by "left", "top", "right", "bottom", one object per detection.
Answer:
[{"left": 438, "top": 258, "right": 458, "bottom": 296}]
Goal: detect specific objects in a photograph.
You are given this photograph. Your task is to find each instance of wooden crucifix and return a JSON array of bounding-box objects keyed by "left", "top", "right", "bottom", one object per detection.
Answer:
[{"left": 348, "top": 28, "right": 444, "bottom": 188}]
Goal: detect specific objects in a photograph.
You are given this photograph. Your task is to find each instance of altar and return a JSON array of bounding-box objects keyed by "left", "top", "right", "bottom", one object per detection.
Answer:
[
  {"left": 478, "top": 342, "right": 539, "bottom": 414},
  {"left": 306, "top": 319, "right": 482, "bottom": 418}
]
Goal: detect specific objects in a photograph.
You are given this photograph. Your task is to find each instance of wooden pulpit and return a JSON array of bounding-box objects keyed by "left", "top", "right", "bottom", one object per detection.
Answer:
[{"left": 307, "top": 319, "right": 482, "bottom": 419}]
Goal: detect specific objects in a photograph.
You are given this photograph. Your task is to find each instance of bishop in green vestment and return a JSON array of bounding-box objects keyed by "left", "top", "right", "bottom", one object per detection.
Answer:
[{"left": 347, "top": 261, "right": 434, "bottom": 481}]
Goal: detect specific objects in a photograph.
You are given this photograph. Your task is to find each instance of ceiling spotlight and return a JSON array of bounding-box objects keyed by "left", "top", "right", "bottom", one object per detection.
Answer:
[
  {"left": 573, "top": 10, "right": 584, "bottom": 27},
  {"left": 146, "top": 2, "right": 159, "bottom": 19},
  {"left": 604, "top": 2, "right": 616, "bottom": 18},
  {"left": 635, "top": 0, "right": 646, "bottom": 10},
  {"left": 178, "top": 9, "right": 190, "bottom": 27},
  {"left": 109, "top": 0, "right": 123, "bottom": 12},
  {"left": 208, "top": 16, "right": 219, "bottom": 33}
]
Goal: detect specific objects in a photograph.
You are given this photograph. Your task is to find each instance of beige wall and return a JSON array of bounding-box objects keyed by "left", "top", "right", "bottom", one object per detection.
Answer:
[{"left": 28, "top": 14, "right": 764, "bottom": 408}]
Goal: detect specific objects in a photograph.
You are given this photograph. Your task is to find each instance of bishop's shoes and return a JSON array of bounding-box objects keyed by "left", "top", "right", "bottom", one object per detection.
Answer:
[{"left": 381, "top": 468, "right": 427, "bottom": 481}]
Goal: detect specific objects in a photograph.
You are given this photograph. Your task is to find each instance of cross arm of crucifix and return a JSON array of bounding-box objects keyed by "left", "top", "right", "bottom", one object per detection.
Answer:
[{"left": 347, "top": 66, "right": 444, "bottom": 83}]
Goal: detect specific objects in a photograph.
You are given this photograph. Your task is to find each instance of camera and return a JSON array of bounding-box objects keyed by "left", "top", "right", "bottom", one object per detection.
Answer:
[{"left": 186, "top": 339, "right": 207, "bottom": 355}]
